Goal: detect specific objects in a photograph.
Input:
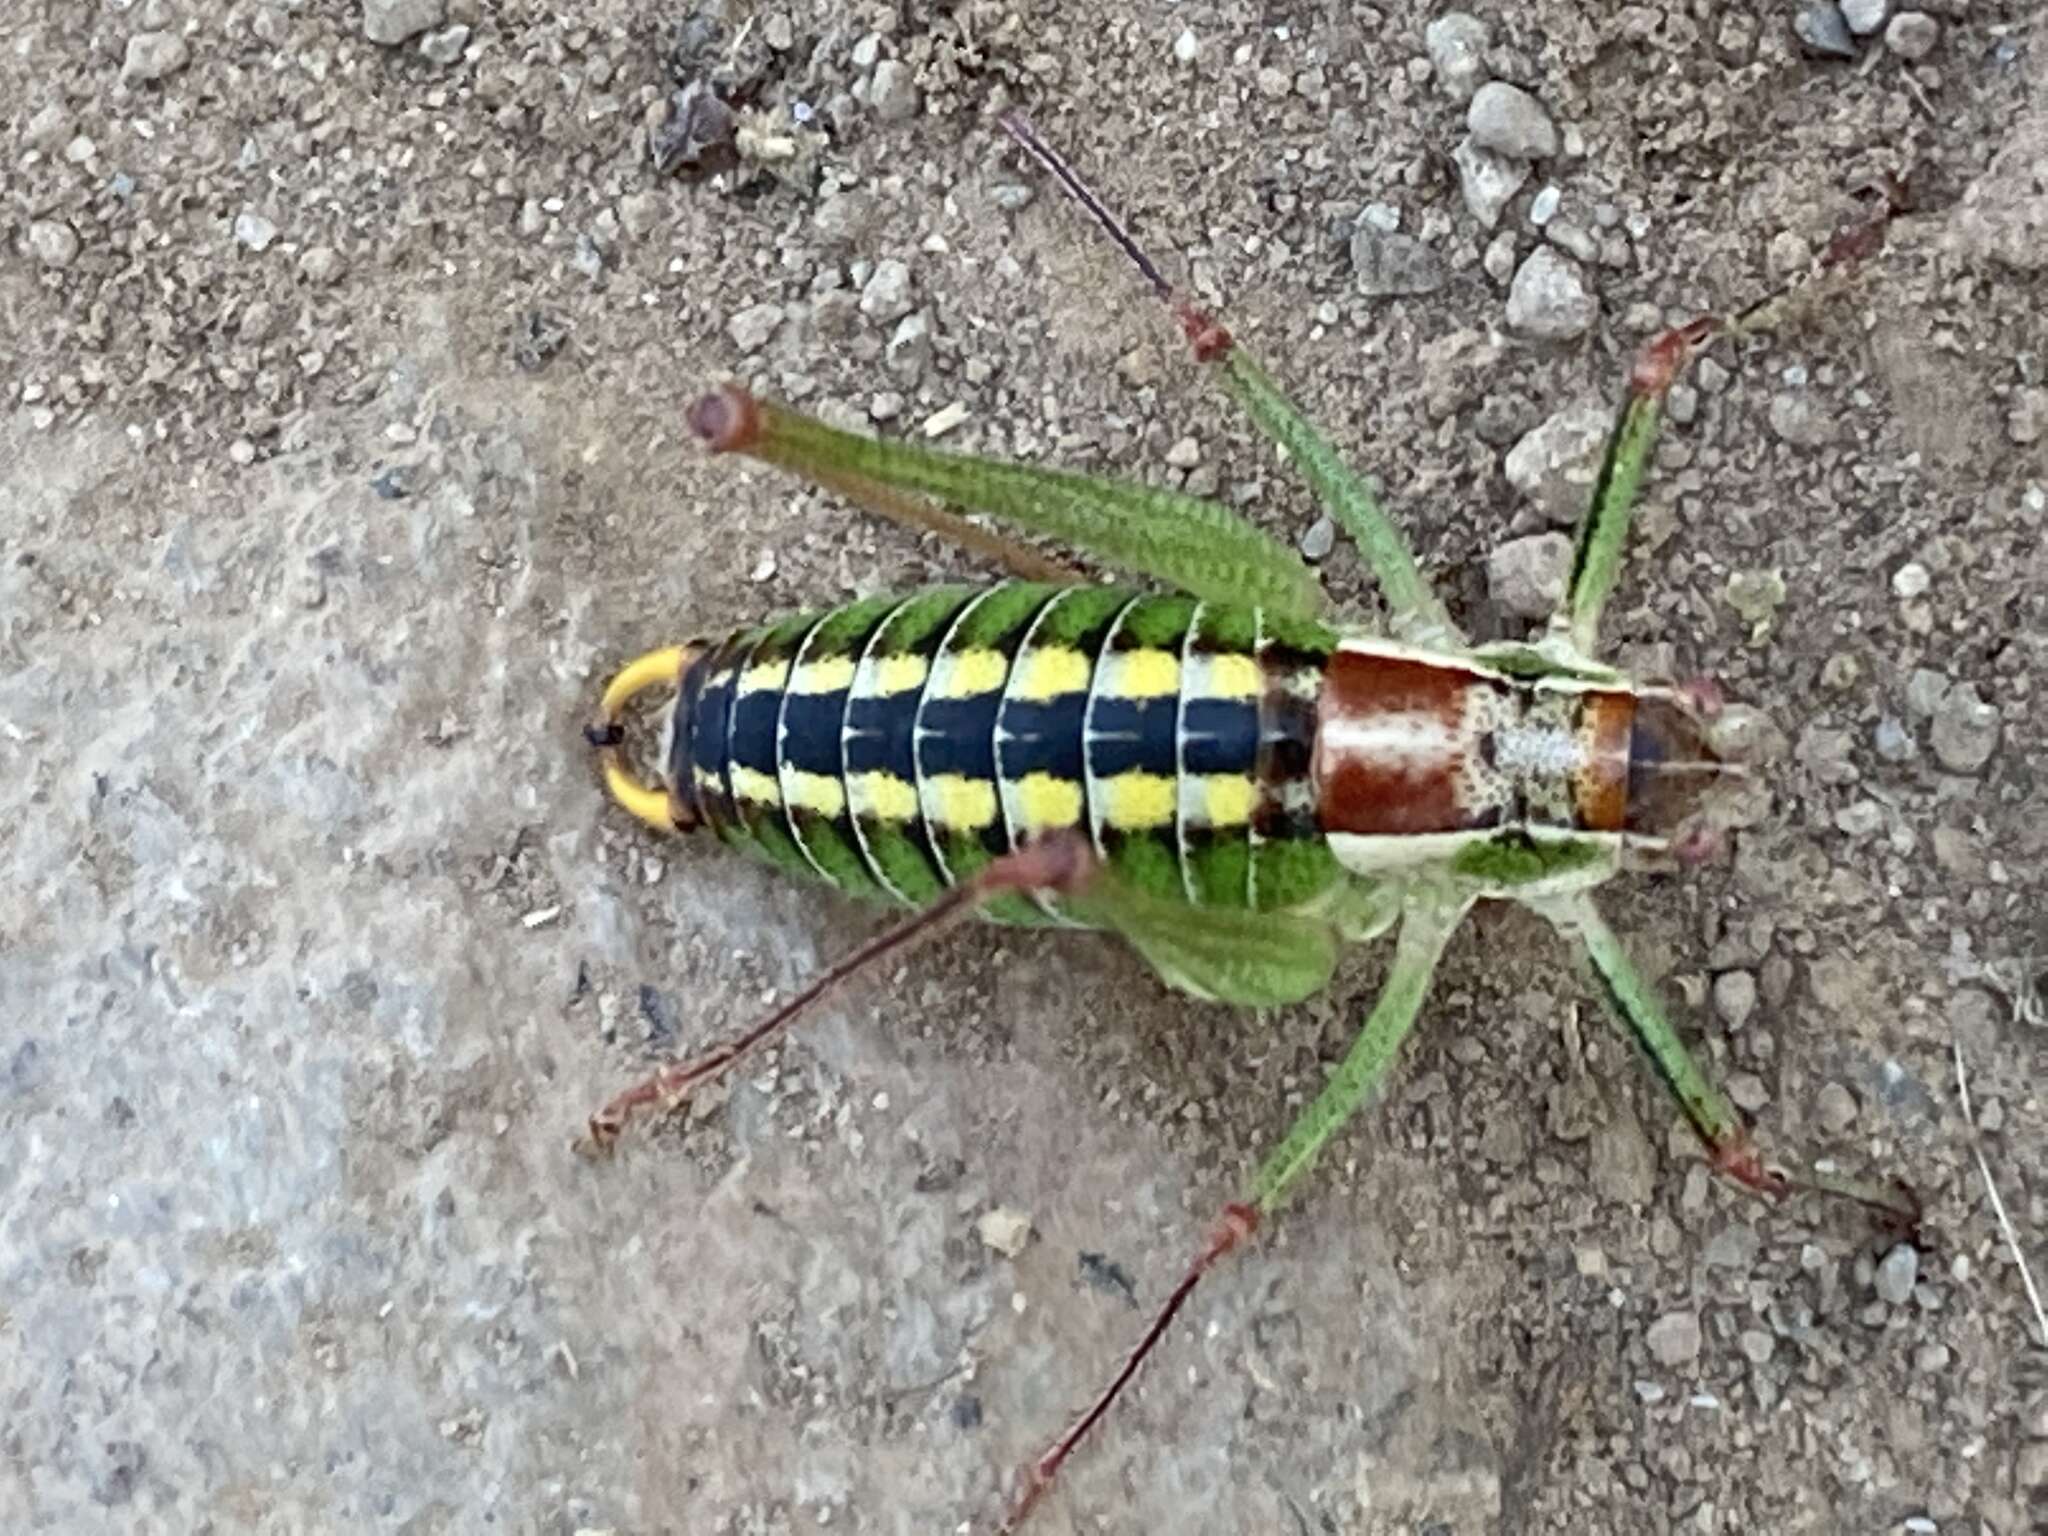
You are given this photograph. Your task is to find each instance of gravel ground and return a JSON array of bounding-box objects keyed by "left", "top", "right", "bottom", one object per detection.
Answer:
[{"left": 6, "top": 3, "right": 2046, "bottom": 1533}]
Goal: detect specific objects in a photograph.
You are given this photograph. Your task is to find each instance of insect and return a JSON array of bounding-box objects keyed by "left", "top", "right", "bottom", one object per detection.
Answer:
[{"left": 584, "top": 115, "right": 1914, "bottom": 1530}]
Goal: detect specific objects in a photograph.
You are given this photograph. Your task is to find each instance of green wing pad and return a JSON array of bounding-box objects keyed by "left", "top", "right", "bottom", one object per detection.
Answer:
[{"left": 1074, "top": 871, "right": 1340, "bottom": 1007}]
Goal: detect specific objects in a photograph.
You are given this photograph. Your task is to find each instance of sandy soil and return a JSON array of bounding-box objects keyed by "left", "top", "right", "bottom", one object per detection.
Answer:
[{"left": 5, "top": 2, "right": 2045, "bottom": 1533}]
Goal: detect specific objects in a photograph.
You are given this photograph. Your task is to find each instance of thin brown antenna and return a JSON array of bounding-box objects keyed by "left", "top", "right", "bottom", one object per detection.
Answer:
[{"left": 999, "top": 112, "right": 1174, "bottom": 301}]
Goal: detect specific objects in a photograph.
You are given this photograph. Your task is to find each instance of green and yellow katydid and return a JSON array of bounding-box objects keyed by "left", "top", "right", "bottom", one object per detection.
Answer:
[{"left": 585, "top": 115, "right": 1914, "bottom": 1531}]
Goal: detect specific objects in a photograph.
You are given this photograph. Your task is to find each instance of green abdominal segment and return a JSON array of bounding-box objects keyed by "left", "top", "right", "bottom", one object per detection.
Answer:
[{"left": 669, "top": 583, "right": 1343, "bottom": 922}]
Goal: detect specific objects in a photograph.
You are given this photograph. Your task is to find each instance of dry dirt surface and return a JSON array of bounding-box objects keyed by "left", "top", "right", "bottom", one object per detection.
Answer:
[{"left": 5, "top": 2, "right": 2046, "bottom": 1533}]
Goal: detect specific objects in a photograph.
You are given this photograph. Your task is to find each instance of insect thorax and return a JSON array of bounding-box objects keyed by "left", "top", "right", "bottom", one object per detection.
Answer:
[{"left": 1314, "top": 639, "right": 1720, "bottom": 893}]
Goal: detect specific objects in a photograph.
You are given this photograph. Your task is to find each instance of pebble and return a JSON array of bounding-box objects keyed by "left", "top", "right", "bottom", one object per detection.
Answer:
[
  {"left": 1647, "top": 1310, "right": 1702, "bottom": 1367},
  {"left": 1767, "top": 390, "right": 1837, "bottom": 447},
  {"left": 299, "top": 245, "right": 345, "bottom": 284},
  {"left": 1885, "top": 11, "right": 1939, "bottom": 60},
  {"left": 726, "top": 301, "right": 783, "bottom": 354},
  {"left": 1299, "top": 515, "right": 1337, "bottom": 563},
  {"left": 1172, "top": 28, "right": 1199, "bottom": 65},
  {"left": 1482, "top": 231, "right": 1517, "bottom": 285},
  {"left": 869, "top": 59, "right": 920, "bottom": 121},
  {"left": 976, "top": 1206, "right": 1033, "bottom": 1258},
  {"left": 120, "top": 29, "right": 189, "bottom": 84},
  {"left": 1423, "top": 12, "right": 1490, "bottom": 103},
  {"left": 1891, "top": 560, "right": 1930, "bottom": 599},
  {"left": 1904, "top": 667, "right": 1950, "bottom": 718},
  {"left": 1723, "top": 568, "right": 1786, "bottom": 627},
  {"left": 1504, "top": 402, "right": 1609, "bottom": 525},
  {"left": 1350, "top": 225, "right": 1446, "bottom": 297},
  {"left": 619, "top": 191, "right": 661, "bottom": 239},
  {"left": 1833, "top": 800, "right": 1881, "bottom": 840},
  {"left": 1487, "top": 532, "right": 1572, "bottom": 620},
  {"left": 1739, "top": 1329, "right": 1777, "bottom": 1365},
  {"left": 1914, "top": 1341, "right": 1950, "bottom": 1375},
  {"left": 1929, "top": 682, "right": 1999, "bottom": 772},
  {"left": 1528, "top": 185, "right": 1561, "bottom": 226},
  {"left": 1816, "top": 1081, "right": 1859, "bottom": 1134},
  {"left": 1840, "top": 0, "right": 1890, "bottom": 34},
  {"left": 1712, "top": 970, "right": 1757, "bottom": 1029},
  {"left": 2008, "top": 386, "right": 2046, "bottom": 446},
  {"left": 363, "top": 0, "right": 446, "bottom": 46},
  {"left": 1467, "top": 82, "right": 1558, "bottom": 160},
  {"left": 27, "top": 219, "right": 80, "bottom": 268},
  {"left": 419, "top": 23, "right": 470, "bottom": 65},
  {"left": 1874, "top": 1242, "right": 1919, "bottom": 1305},
  {"left": 1453, "top": 138, "right": 1528, "bottom": 230},
  {"left": 1706, "top": 1223, "right": 1760, "bottom": 1270},
  {"left": 234, "top": 212, "right": 278, "bottom": 251},
  {"left": 1872, "top": 716, "right": 1916, "bottom": 762},
  {"left": 1793, "top": 1, "right": 1857, "bottom": 58},
  {"left": 1505, "top": 248, "right": 1597, "bottom": 340},
  {"left": 860, "top": 259, "right": 914, "bottom": 322}
]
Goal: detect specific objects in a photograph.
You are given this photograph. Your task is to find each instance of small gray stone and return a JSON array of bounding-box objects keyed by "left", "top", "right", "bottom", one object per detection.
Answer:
[
  {"left": 618, "top": 191, "right": 661, "bottom": 238},
  {"left": 120, "top": 29, "right": 189, "bottom": 84},
  {"left": 27, "top": 219, "right": 80, "bottom": 268},
  {"left": 2008, "top": 386, "right": 2046, "bottom": 446},
  {"left": 299, "top": 244, "right": 345, "bottom": 284},
  {"left": 860, "top": 258, "right": 914, "bottom": 323},
  {"left": 869, "top": 58, "right": 920, "bottom": 122},
  {"left": 1504, "top": 401, "right": 1608, "bottom": 525},
  {"left": 1929, "top": 682, "right": 1999, "bottom": 772},
  {"left": 418, "top": 22, "right": 470, "bottom": 65},
  {"left": 1706, "top": 1223, "right": 1761, "bottom": 1270},
  {"left": 1767, "top": 390, "right": 1837, "bottom": 447},
  {"left": 726, "top": 301, "right": 784, "bottom": 354},
  {"left": 1467, "top": 81, "right": 1558, "bottom": 160},
  {"left": 1874, "top": 1242, "right": 1919, "bottom": 1305},
  {"left": 1350, "top": 225, "right": 1446, "bottom": 297},
  {"left": 1712, "top": 970, "right": 1758, "bottom": 1030},
  {"left": 1647, "top": 1310, "right": 1702, "bottom": 1367},
  {"left": 1885, "top": 11, "right": 1939, "bottom": 59},
  {"left": 1588, "top": 1113, "right": 1657, "bottom": 1208},
  {"left": 1840, "top": 0, "right": 1890, "bottom": 34},
  {"left": 1873, "top": 715, "right": 1915, "bottom": 762},
  {"left": 1452, "top": 137, "right": 1528, "bottom": 231},
  {"left": 1482, "top": 231, "right": 1517, "bottom": 285},
  {"left": 1793, "top": 1, "right": 1856, "bottom": 57},
  {"left": 1905, "top": 667, "right": 1950, "bottom": 718},
  {"left": 1739, "top": 1328, "right": 1777, "bottom": 1365},
  {"left": 1299, "top": 515, "right": 1337, "bottom": 563},
  {"left": 1423, "top": 12, "right": 1490, "bottom": 103},
  {"left": 363, "top": 0, "right": 445, "bottom": 46},
  {"left": 1815, "top": 1080, "right": 1859, "bottom": 1134},
  {"left": 1505, "top": 248, "right": 1596, "bottom": 340},
  {"left": 24, "top": 101, "right": 69, "bottom": 149},
  {"left": 1487, "top": 531, "right": 1572, "bottom": 620},
  {"left": 234, "top": 211, "right": 278, "bottom": 251}
]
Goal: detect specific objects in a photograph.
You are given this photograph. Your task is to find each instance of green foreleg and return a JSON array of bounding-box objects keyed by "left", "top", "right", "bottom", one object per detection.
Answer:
[
  {"left": 1535, "top": 890, "right": 1782, "bottom": 1192},
  {"left": 1247, "top": 892, "right": 1465, "bottom": 1213},
  {"left": 1002, "top": 894, "right": 1466, "bottom": 1529},
  {"left": 1553, "top": 320, "right": 1707, "bottom": 657},
  {"left": 688, "top": 385, "right": 1323, "bottom": 619},
  {"left": 1213, "top": 347, "right": 1462, "bottom": 650}
]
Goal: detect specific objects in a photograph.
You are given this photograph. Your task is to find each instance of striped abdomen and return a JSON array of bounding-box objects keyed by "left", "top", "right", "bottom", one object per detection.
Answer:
[{"left": 665, "top": 583, "right": 1342, "bottom": 921}]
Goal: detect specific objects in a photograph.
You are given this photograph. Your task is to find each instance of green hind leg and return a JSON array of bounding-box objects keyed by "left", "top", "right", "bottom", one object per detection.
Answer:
[
  {"left": 1000, "top": 113, "right": 1460, "bottom": 650},
  {"left": 1537, "top": 891, "right": 1918, "bottom": 1223},
  {"left": 1554, "top": 189, "right": 1899, "bottom": 656},
  {"left": 686, "top": 386, "right": 1322, "bottom": 619}
]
